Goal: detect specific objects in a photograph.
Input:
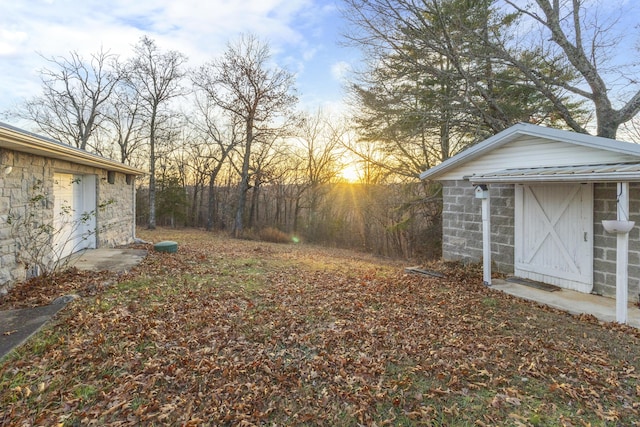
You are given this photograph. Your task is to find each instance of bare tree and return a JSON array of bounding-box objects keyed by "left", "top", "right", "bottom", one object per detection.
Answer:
[
  {"left": 344, "top": 0, "right": 640, "bottom": 140},
  {"left": 193, "top": 33, "right": 297, "bottom": 237},
  {"left": 293, "top": 110, "right": 344, "bottom": 232},
  {"left": 11, "top": 48, "right": 120, "bottom": 150},
  {"left": 103, "top": 80, "right": 146, "bottom": 164},
  {"left": 179, "top": 133, "right": 217, "bottom": 227},
  {"left": 192, "top": 93, "right": 242, "bottom": 231},
  {"left": 500, "top": 0, "right": 640, "bottom": 138},
  {"left": 620, "top": 115, "right": 640, "bottom": 143},
  {"left": 126, "top": 36, "right": 187, "bottom": 229}
]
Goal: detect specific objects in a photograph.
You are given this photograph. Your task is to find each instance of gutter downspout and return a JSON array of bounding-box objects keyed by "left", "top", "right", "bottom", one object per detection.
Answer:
[
  {"left": 132, "top": 176, "right": 137, "bottom": 242},
  {"left": 616, "top": 182, "right": 630, "bottom": 324},
  {"left": 475, "top": 184, "right": 492, "bottom": 286}
]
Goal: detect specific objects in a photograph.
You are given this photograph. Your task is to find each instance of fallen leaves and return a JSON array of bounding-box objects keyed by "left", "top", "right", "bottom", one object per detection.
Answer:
[
  {"left": 0, "top": 267, "right": 119, "bottom": 310},
  {"left": 0, "top": 228, "right": 639, "bottom": 426}
]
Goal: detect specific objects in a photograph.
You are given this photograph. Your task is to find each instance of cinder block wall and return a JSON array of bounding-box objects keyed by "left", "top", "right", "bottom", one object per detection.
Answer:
[
  {"left": 441, "top": 180, "right": 514, "bottom": 273},
  {"left": 593, "top": 183, "right": 640, "bottom": 301},
  {"left": 441, "top": 180, "right": 482, "bottom": 262},
  {"left": 0, "top": 148, "right": 136, "bottom": 291}
]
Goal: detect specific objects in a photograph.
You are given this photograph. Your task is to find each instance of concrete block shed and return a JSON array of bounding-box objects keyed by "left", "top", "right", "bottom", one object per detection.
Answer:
[
  {"left": 0, "top": 122, "right": 144, "bottom": 290},
  {"left": 420, "top": 123, "right": 640, "bottom": 322}
]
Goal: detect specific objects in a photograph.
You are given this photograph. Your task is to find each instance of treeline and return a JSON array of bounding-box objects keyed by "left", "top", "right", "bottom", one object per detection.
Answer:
[{"left": 137, "top": 169, "right": 442, "bottom": 259}]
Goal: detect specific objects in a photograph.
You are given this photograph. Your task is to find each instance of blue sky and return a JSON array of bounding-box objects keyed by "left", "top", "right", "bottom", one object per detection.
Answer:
[
  {"left": 0, "top": 0, "right": 358, "bottom": 118},
  {"left": 6, "top": 0, "right": 637, "bottom": 128}
]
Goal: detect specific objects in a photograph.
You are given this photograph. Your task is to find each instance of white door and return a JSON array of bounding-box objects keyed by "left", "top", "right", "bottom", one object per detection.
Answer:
[
  {"left": 53, "top": 173, "right": 97, "bottom": 259},
  {"left": 514, "top": 183, "right": 593, "bottom": 293},
  {"left": 78, "top": 174, "right": 97, "bottom": 250},
  {"left": 53, "top": 173, "right": 75, "bottom": 259}
]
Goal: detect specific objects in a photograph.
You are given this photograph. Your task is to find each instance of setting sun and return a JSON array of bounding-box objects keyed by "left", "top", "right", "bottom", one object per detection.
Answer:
[{"left": 339, "top": 164, "right": 361, "bottom": 183}]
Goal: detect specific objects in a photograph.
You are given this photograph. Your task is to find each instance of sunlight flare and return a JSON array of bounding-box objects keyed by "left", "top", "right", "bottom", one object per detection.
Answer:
[{"left": 339, "top": 163, "right": 360, "bottom": 183}]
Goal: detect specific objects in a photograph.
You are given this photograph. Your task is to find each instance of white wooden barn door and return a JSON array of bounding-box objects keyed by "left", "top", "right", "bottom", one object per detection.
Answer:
[{"left": 514, "top": 183, "right": 593, "bottom": 293}]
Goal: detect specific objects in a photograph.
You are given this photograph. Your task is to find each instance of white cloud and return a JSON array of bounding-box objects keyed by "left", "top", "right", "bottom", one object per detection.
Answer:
[
  {"left": 0, "top": 29, "right": 28, "bottom": 56},
  {"left": 0, "top": 0, "right": 351, "bottom": 117},
  {"left": 302, "top": 47, "right": 318, "bottom": 62},
  {"left": 331, "top": 61, "right": 351, "bottom": 82}
]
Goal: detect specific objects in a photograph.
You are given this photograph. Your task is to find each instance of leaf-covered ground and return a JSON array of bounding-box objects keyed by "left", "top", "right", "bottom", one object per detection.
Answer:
[{"left": 1, "top": 228, "right": 639, "bottom": 426}]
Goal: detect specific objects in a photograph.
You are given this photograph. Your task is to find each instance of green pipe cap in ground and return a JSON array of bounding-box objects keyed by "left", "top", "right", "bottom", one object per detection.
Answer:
[{"left": 154, "top": 241, "right": 178, "bottom": 253}]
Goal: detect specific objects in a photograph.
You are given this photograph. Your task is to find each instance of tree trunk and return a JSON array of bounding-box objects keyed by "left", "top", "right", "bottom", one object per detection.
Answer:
[
  {"left": 207, "top": 171, "right": 216, "bottom": 231},
  {"left": 191, "top": 181, "right": 200, "bottom": 227},
  {"left": 596, "top": 106, "right": 619, "bottom": 139},
  {"left": 206, "top": 164, "right": 225, "bottom": 231},
  {"left": 233, "top": 119, "right": 253, "bottom": 237},
  {"left": 293, "top": 197, "right": 301, "bottom": 234},
  {"left": 248, "top": 173, "right": 261, "bottom": 228},
  {"left": 148, "top": 113, "right": 157, "bottom": 230}
]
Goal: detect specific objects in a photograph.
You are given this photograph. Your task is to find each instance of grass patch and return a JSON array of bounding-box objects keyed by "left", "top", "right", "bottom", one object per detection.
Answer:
[
  {"left": 73, "top": 384, "right": 98, "bottom": 401},
  {"left": 481, "top": 296, "right": 499, "bottom": 307},
  {"left": 130, "top": 395, "right": 146, "bottom": 411}
]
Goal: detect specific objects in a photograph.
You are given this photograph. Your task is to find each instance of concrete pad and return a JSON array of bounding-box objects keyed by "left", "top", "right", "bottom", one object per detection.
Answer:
[
  {"left": 0, "top": 303, "right": 68, "bottom": 360},
  {"left": 67, "top": 248, "right": 147, "bottom": 273},
  {"left": 491, "top": 279, "right": 640, "bottom": 328}
]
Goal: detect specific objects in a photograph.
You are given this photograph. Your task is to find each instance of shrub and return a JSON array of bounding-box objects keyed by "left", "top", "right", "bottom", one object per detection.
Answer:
[{"left": 258, "top": 227, "right": 292, "bottom": 244}]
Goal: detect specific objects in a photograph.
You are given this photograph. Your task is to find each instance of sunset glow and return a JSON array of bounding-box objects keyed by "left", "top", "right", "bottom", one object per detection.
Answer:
[{"left": 339, "top": 164, "right": 360, "bottom": 183}]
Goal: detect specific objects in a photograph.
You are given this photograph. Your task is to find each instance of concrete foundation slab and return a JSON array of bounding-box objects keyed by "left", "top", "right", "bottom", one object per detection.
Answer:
[{"left": 491, "top": 279, "right": 640, "bottom": 328}]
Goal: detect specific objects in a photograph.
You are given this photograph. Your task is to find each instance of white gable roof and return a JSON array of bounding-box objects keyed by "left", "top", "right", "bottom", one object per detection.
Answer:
[{"left": 420, "top": 123, "right": 640, "bottom": 182}]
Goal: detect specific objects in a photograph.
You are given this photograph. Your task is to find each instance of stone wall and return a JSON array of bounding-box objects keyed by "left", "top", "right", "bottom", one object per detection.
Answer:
[
  {"left": 441, "top": 180, "right": 482, "bottom": 263},
  {"left": 0, "top": 148, "right": 136, "bottom": 291},
  {"left": 441, "top": 180, "right": 514, "bottom": 272},
  {"left": 0, "top": 149, "right": 50, "bottom": 286},
  {"left": 95, "top": 169, "right": 136, "bottom": 248}
]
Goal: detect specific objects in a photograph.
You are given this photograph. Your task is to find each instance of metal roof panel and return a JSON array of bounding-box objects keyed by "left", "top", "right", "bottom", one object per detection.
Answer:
[{"left": 470, "top": 162, "right": 640, "bottom": 183}]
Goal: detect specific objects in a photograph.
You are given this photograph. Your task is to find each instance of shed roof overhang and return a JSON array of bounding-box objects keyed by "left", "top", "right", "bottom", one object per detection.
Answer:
[
  {"left": 420, "top": 123, "right": 640, "bottom": 182},
  {"left": 0, "top": 122, "right": 145, "bottom": 176},
  {"left": 469, "top": 162, "right": 640, "bottom": 184}
]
